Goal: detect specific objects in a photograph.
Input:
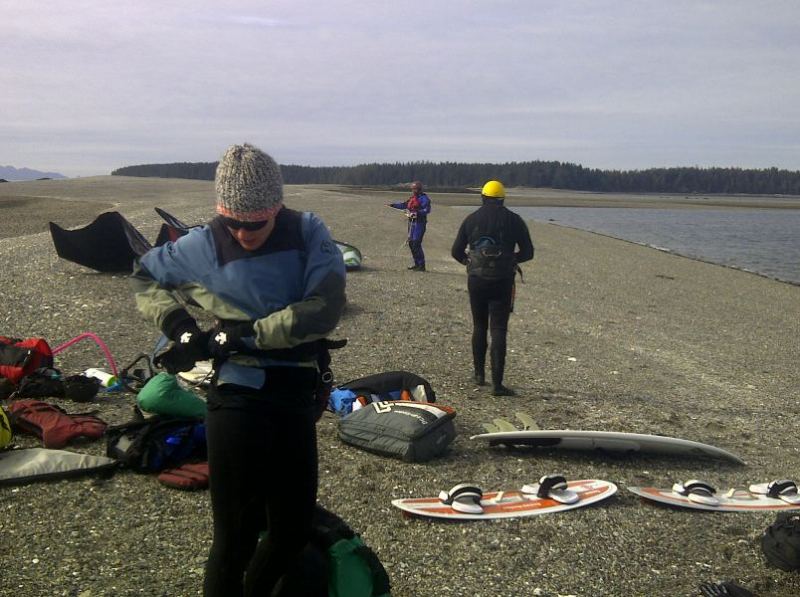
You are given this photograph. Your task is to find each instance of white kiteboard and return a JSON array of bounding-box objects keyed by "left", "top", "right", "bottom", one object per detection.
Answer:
[
  {"left": 471, "top": 427, "right": 745, "bottom": 465},
  {"left": 392, "top": 477, "right": 617, "bottom": 520},
  {"left": 628, "top": 479, "right": 800, "bottom": 512},
  {"left": 177, "top": 360, "right": 213, "bottom": 386}
]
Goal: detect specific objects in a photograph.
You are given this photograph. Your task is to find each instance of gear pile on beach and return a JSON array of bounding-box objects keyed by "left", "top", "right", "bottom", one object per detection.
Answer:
[{"left": 1, "top": 178, "right": 799, "bottom": 596}]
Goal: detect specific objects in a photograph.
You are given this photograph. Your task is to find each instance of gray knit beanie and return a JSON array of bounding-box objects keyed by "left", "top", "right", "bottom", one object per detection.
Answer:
[{"left": 215, "top": 143, "right": 284, "bottom": 221}]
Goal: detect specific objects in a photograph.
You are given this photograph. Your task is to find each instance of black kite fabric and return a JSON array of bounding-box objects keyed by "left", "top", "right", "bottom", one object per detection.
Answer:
[
  {"left": 50, "top": 208, "right": 361, "bottom": 272},
  {"left": 49, "top": 212, "right": 153, "bottom": 273}
]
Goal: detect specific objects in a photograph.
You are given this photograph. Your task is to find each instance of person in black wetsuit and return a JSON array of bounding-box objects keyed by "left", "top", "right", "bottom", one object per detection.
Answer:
[
  {"left": 132, "top": 143, "right": 345, "bottom": 596},
  {"left": 451, "top": 180, "right": 534, "bottom": 396}
]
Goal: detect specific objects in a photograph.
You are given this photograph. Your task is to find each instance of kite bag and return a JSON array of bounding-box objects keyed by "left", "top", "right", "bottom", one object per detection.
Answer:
[{"left": 339, "top": 401, "right": 456, "bottom": 462}]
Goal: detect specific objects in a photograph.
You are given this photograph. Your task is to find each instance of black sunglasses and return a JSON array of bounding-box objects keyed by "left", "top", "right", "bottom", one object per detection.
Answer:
[{"left": 221, "top": 217, "right": 269, "bottom": 231}]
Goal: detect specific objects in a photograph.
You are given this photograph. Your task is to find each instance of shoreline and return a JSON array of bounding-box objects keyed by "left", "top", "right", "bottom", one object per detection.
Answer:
[
  {"left": 3, "top": 178, "right": 797, "bottom": 287},
  {"left": 541, "top": 220, "right": 800, "bottom": 288},
  {"left": 335, "top": 184, "right": 800, "bottom": 210},
  {"left": 1, "top": 177, "right": 799, "bottom": 596}
]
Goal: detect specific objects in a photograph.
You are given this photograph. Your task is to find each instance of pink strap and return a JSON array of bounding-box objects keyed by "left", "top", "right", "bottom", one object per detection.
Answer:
[{"left": 51, "top": 332, "right": 119, "bottom": 377}]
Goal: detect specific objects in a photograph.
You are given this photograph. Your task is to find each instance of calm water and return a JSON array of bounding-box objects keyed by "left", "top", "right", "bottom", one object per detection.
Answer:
[{"left": 510, "top": 207, "right": 800, "bottom": 285}]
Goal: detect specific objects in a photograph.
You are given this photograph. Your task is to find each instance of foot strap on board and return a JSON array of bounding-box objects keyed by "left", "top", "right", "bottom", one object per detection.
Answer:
[
  {"left": 522, "top": 475, "right": 579, "bottom": 504},
  {"left": 438, "top": 483, "right": 484, "bottom": 514},
  {"left": 749, "top": 479, "right": 800, "bottom": 504},
  {"left": 673, "top": 479, "right": 719, "bottom": 506}
]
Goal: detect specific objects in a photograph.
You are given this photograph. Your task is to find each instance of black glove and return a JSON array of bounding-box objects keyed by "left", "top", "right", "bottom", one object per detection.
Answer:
[
  {"left": 699, "top": 581, "right": 754, "bottom": 597},
  {"left": 153, "top": 347, "right": 192, "bottom": 374},
  {"left": 155, "top": 311, "right": 211, "bottom": 374},
  {"left": 207, "top": 321, "right": 255, "bottom": 360}
]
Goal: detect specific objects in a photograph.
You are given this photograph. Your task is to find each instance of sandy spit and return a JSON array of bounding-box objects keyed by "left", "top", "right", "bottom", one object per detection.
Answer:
[{"left": 1, "top": 177, "right": 799, "bottom": 596}]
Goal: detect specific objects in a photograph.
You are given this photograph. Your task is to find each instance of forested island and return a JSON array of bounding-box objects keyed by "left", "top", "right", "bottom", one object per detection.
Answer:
[{"left": 111, "top": 160, "right": 800, "bottom": 195}]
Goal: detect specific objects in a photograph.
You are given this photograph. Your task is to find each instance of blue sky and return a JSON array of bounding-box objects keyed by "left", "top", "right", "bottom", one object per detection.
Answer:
[{"left": 3, "top": 0, "right": 799, "bottom": 177}]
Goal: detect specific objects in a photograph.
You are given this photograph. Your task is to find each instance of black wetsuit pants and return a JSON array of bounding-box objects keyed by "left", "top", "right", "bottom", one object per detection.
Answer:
[
  {"left": 468, "top": 275, "right": 514, "bottom": 387},
  {"left": 203, "top": 367, "right": 319, "bottom": 597}
]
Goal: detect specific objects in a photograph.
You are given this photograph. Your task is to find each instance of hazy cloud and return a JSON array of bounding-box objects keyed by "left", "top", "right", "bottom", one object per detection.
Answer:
[
  {"left": 222, "top": 16, "right": 292, "bottom": 28},
  {"left": 2, "top": 0, "right": 799, "bottom": 176}
]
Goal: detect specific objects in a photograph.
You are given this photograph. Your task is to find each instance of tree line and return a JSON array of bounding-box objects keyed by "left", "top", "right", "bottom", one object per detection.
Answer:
[{"left": 111, "top": 160, "right": 800, "bottom": 195}]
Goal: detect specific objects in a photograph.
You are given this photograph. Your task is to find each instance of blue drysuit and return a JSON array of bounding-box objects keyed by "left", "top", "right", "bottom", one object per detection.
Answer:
[
  {"left": 389, "top": 192, "right": 431, "bottom": 267},
  {"left": 132, "top": 208, "right": 345, "bottom": 596}
]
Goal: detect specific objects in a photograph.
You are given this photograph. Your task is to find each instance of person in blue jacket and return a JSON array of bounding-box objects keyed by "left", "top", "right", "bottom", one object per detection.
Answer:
[
  {"left": 131, "top": 143, "right": 345, "bottom": 597},
  {"left": 387, "top": 180, "right": 431, "bottom": 271}
]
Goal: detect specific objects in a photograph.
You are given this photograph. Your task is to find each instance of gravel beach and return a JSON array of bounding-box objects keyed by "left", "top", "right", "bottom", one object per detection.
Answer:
[{"left": 1, "top": 177, "right": 799, "bottom": 596}]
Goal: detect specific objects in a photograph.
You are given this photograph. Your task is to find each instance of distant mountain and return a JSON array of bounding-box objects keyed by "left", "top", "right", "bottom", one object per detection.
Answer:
[{"left": 0, "top": 165, "right": 67, "bottom": 181}]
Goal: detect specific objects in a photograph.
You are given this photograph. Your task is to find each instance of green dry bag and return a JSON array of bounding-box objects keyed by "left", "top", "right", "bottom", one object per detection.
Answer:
[
  {"left": 137, "top": 372, "right": 206, "bottom": 418},
  {"left": 267, "top": 505, "right": 391, "bottom": 597}
]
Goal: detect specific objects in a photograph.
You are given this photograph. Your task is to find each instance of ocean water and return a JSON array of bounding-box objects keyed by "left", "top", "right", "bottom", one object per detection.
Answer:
[{"left": 510, "top": 207, "right": 800, "bottom": 285}]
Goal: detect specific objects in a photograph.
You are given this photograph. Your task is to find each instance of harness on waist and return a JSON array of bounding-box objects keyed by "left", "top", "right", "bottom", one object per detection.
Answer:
[
  {"left": 212, "top": 334, "right": 347, "bottom": 420},
  {"left": 466, "top": 235, "right": 517, "bottom": 279}
]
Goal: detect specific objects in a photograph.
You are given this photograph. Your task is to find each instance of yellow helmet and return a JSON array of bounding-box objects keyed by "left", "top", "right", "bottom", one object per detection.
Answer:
[{"left": 481, "top": 180, "right": 505, "bottom": 199}]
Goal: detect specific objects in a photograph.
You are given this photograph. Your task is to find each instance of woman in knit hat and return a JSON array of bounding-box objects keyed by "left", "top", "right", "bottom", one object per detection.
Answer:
[{"left": 132, "top": 143, "right": 346, "bottom": 596}]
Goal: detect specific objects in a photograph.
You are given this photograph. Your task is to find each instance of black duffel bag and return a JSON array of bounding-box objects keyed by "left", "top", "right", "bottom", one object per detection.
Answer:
[
  {"left": 762, "top": 511, "right": 800, "bottom": 571},
  {"left": 339, "top": 401, "right": 455, "bottom": 462}
]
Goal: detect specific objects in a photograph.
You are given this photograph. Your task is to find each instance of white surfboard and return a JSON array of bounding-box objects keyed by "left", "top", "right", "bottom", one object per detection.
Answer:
[
  {"left": 469, "top": 429, "right": 745, "bottom": 464},
  {"left": 392, "top": 479, "right": 617, "bottom": 520},
  {"left": 629, "top": 482, "right": 800, "bottom": 512}
]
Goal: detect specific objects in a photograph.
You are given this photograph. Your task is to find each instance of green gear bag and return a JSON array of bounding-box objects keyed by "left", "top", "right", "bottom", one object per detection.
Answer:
[
  {"left": 267, "top": 505, "right": 391, "bottom": 597},
  {"left": 327, "top": 533, "right": 391, "bottom": 597},
  {"left": 136, "top": 372, "right": 207, "bottom": 418}
]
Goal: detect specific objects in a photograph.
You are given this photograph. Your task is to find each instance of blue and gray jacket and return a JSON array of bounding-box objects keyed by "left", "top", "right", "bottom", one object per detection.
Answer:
[{"left": 131, "top": 208, "right": 346, "bottom": 389}]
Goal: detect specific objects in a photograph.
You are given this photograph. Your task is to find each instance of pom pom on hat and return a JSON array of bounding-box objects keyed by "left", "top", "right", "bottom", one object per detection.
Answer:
[{"left": 215, "top": 143, "right": 283, "bottom": 222}]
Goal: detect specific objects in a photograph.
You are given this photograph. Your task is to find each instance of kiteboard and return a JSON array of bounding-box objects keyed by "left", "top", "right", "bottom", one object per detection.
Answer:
[
  {"left": 471, "top": 414, "right": 745, "bottom": 464},
  {"left": 391, "top": 476, "right": 617, "bottom": 520},
  {"left": 628, "top": 479, "right": 800, "bottom": 512},
  {"left": 177, "top": 361, "right": 213, "bottom": 386}
]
